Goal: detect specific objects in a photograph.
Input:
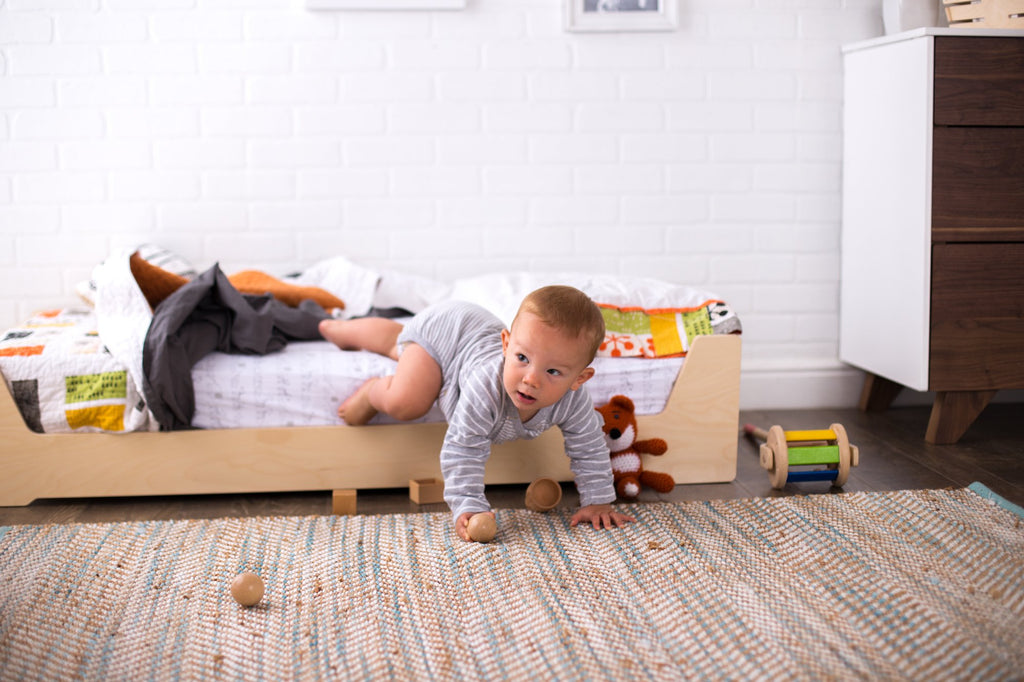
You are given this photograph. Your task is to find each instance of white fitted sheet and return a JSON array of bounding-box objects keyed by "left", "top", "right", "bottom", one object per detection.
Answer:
[{"left": 191, "top": 340, "right": 684, "bottom": 429}]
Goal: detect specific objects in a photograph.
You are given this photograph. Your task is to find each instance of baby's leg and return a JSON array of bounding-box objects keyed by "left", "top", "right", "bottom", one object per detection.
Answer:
[
  {"left": 338, "top": 343, "right": 443, "bottom": 426},
  {"left": 319, "top": 317, "right": 403, "bottom": 359},
  {"left": 337, "top": 378, "right": 380, "bottom": 425}
]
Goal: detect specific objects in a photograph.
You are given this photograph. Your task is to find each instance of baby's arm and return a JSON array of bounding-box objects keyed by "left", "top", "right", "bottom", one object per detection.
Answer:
[
  {"left": 571, "top": 504, "right": 635, "bottom": 529},
  {"left": 559, "top": 399, "right": 629, "bottom": 528},
  {"left": 440, "top": 407, "right": 495, "bottom": 541}
]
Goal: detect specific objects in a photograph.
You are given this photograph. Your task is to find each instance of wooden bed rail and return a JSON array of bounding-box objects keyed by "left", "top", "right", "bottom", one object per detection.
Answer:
[{"left": 0, "top": 334, "right": 741, "bottom": 507}]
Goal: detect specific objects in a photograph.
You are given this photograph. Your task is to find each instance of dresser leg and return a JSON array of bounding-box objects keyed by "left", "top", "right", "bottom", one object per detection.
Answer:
[
  {"left": 925, "top": 390, "right": 996, "bottom": 445},
  {"left": 858, "top": 373, "right": 904, "bottom": 412}
]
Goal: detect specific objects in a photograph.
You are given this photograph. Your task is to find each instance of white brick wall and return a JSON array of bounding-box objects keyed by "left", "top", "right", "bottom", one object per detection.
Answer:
[{"left": 0, "top": 0, "right": 889, "bottom": 408}]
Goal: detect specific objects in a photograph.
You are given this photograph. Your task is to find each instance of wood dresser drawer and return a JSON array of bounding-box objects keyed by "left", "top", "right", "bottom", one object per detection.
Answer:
[
  {"left": 933, "top": 37, "right": 1024, "bottom": 126},
  {"left": 932, "top": 126, "right": 1024, "bottom": 235},
  {"left": 930, "top": 242, "right": 1024, "bottom": 391}
]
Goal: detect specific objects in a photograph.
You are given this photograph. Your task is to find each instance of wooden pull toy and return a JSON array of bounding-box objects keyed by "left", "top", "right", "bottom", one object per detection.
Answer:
[{"left": 743, "top": 423, "right": 860, "bottom": 490}]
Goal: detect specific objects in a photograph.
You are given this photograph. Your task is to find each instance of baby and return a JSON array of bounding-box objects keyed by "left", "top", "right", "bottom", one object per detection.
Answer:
[{"left": 319, "top": 285, "right": 635, "bottom": 541}]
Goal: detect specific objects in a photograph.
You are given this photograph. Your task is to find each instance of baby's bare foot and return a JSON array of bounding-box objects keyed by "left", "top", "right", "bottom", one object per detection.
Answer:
[
  {"left": 338, "top": 377, "right": 378, "bottom": 425},
  {"left": 319, "top": 319, "right": 353, "bottom": 349}
]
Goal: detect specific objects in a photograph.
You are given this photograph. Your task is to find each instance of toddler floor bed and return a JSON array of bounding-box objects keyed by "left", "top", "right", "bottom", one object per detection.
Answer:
[{"left": 0, "top": 250, "right": 742, "bottom": 509}]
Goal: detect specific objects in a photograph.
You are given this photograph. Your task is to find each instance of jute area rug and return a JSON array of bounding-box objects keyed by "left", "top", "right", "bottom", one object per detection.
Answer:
[{"left": 1, "top": 486, "right": 1022, "bottom": 681}]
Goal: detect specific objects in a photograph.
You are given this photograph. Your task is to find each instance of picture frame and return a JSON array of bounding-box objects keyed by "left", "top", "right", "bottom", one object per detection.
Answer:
[
  {"left": 306, "top": 0, "right": 465, "bottom": 9},
  {"left": 564, "top": 0, "right": 678, "bottom": 32}
]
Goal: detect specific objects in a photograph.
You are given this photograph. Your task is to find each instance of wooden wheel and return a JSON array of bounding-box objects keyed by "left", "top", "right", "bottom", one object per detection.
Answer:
[
  {"left": 831, "top": 423, "right": 851, "bottom": 487},
  {"left": 766, "top": 425, "right": 788, "bottom": 489}
]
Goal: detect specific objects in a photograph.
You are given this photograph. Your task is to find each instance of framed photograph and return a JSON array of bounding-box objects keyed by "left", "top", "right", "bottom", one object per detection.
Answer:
[
  {"left": 306, "top": 0, "right": 465, "bottom": 9},
  {"left": 564, "top": 0, "right": 678, "bottom": 32}
]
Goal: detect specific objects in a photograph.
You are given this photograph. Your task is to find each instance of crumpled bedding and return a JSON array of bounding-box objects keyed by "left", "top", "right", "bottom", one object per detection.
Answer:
[
  {"left": 1, "top": 250, "right": 741, "bottom": 434},
  {"left": 143, "top": 265, "right": 327, "bottom": 431},
  {"left": 93, "top": 248, "right": 164, "bottom": 432}
]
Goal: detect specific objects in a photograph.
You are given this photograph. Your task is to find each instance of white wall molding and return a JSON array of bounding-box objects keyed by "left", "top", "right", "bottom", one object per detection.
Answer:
[
  {"left": 739, "top": 360, "right": 1024, "bottom": 411},
  {"left": 739, "top": 361, "right": 865, "bottom": 410}
]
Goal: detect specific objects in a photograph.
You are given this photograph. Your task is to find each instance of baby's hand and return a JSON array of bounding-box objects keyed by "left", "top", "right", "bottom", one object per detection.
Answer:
[
  {"left": 455, "top": 511, "right": 496, "bottom": 542},
  {"left": 570, "top": 504, "right": 635, "bottom": 530}
]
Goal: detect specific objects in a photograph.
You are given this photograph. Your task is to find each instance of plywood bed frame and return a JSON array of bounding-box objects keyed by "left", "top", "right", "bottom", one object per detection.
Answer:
[{"left": 0, "top": 334, "right": 741, "bottom": 508}]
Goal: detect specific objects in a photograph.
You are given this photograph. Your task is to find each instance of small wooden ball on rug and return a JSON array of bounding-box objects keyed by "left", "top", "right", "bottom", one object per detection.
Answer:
[
  {"left": 231, "top": 572, "right": 265, "bottom": 607},
  {"left": 467, "top": 513, "right": 497, "bottom": 543}
]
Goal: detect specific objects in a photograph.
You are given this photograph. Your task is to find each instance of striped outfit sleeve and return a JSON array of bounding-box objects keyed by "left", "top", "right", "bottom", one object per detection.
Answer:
[
  {"left": 555, "top": 388, "right": 617, "bottom": 508},
  {"left": 439, "top": 370, "right": 503, "bottom": 521}
]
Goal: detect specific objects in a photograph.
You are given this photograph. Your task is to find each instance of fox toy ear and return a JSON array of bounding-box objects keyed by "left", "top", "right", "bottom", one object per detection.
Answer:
[{"left": 609, "top": 395, "right": 635, "bottom": 412}]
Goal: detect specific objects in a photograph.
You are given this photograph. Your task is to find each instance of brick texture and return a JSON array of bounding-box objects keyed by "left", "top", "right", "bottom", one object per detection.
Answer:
[{"left": 0, "top": 0, "right": 886, "bottom": 390}]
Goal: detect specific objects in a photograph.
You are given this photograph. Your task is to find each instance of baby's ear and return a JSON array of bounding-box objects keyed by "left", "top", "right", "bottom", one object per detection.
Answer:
[
  {"left": 571, "top": 367, "right": 595, "bottom": 390},
  {"left": 501, "top": 328, "right": 510, "bottom": 352}
]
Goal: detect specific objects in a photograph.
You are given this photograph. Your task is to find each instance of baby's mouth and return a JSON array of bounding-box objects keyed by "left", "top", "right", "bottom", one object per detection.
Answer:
[{"left": 516, "top": 390, "right": 536, "bottom": 405}]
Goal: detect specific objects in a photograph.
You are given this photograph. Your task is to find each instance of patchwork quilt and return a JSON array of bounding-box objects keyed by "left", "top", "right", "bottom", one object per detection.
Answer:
[
  {"left": 598, "top": 301, "right": 738, "bottom": 358},
  {"left": 0, "top": 308, "right": 151, "bottom": 433}
]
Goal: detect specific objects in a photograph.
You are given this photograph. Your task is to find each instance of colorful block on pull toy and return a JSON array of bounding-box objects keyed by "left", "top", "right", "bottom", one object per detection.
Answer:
[{"left": 784, "top": 429, "right": 836, "bottom": 443}]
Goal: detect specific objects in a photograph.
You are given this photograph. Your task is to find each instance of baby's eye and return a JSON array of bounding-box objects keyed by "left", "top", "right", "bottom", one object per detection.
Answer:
[
  {"left": 516, "top": 353, "right": 528, "bottom": 363},
  {"left": 547, "top": 368, "right": 562, "bottom": 377}
]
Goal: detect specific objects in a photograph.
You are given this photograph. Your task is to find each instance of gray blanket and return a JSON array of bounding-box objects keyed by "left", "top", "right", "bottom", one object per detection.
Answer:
[{"left": 142, "top": 265, "right": 328, "bottom": 430}]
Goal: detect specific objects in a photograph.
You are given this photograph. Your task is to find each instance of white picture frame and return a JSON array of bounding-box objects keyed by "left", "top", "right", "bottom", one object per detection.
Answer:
[
  {"left": 306, "top": 0, "right": 465, "bottom": 9},
  {"left": 564, "top": 0, "right": 678, "bottom": 32}
]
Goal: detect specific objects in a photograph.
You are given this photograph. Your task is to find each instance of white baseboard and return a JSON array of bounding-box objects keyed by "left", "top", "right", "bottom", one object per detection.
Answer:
[
  {"left": 740, "top": 362, "right": 1024, "bottom": 411},
  {"left": 739, "top": 363, "right": 865, "bottom": 410}
]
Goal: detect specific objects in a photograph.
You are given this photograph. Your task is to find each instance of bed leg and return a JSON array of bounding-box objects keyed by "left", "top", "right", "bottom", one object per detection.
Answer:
[{"left": 332, "top": 489, "right": 357, "bottom": 515}]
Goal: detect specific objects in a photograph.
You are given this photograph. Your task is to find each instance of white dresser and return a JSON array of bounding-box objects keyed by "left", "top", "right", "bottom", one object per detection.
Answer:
[{"left": 839, "top": 28, "right": 1024, "bottom": 443}]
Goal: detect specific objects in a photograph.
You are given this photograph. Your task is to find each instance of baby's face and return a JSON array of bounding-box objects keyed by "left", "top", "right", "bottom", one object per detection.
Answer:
[{"left": 501, "top": 311, "right": 595, "bottom": 422}]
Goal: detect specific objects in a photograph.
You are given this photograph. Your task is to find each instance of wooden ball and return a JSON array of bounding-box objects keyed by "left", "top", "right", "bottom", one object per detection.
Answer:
[
  {"left": 525, "top": 477, "right": 562, "bottom": 512},
  {"left": 467, "top": 513, "right": 497, "bottom": 543},
  {"left": 231, "top": 571, "right": 265, "bottom": 607}
]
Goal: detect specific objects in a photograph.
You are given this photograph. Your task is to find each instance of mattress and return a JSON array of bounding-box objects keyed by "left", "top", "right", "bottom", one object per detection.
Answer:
[{"left": 190, "top": 341, "right": 684, "bottom": 429}]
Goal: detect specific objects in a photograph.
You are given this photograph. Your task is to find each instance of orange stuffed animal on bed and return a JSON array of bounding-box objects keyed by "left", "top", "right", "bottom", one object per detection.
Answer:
[{"left": 595, "top": 394, "right": 675, "bottom": 499}]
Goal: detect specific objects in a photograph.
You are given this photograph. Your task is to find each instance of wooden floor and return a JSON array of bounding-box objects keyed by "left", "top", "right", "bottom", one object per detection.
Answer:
[{"left": 1, "top": 404, "right": 1021, "bottom": 527}]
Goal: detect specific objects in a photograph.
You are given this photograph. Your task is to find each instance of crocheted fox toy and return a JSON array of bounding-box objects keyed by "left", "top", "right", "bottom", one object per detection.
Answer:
[{"left": 595, "top": 394, "right": 675, "bottom": 499}]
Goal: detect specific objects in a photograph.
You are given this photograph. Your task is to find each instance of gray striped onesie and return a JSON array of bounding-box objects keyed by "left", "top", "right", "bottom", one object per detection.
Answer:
[{"left": 397, "top": 300, "right": 616, "bottom": 521}]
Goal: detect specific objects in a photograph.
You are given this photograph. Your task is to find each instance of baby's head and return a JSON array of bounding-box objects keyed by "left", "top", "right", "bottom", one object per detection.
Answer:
[
  {"left": 501, "top": 286, "right": 605, "bottom": 419},
  {"left": 513, "top": 285, "right": 606, "bottom": 364}
]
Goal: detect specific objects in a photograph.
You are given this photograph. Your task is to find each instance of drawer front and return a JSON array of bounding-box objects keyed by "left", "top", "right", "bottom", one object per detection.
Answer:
[
  {"left": 930, "top": 243, "right": 1024, "bottom": 391},
  {"left": 933, "top": 37, "right": 1024, "bottom": 127},
  {"left": 932, "top": 126, "right": 1024, "bottom": 234}
]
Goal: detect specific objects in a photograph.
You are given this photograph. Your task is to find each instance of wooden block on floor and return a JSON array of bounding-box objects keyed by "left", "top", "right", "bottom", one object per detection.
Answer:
[
  {"left": 409, "top": 478, "right": 444, "bottom": 505},
  {"left": 332, "top": 489, "right": 357, "bottom": 515}
]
